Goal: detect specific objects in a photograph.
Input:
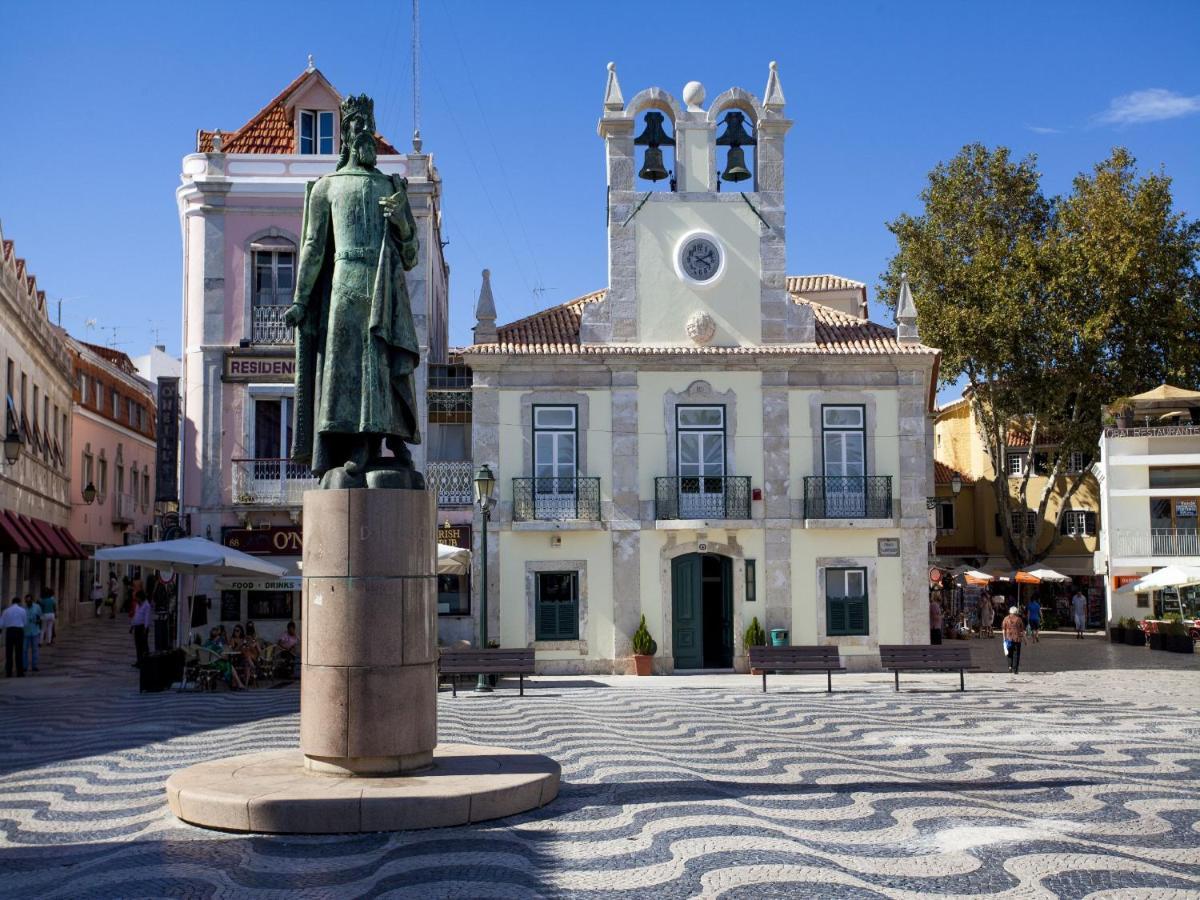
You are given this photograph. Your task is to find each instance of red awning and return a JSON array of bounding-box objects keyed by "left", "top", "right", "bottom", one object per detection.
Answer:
[
  {"left": 53, "top": 525, "right": 87, "bottom": 560},
  {"left": 32, "top": 519, "right": 72, "bottom": 559},
  {"left": 12, "top": 515, "right": 49, "bottom": 556},
  {"left": 18, "top": 515, "right": 55, "bottom": 557},
  {"left": 0, "top": 511, "right": 34, "bottom": 554}
]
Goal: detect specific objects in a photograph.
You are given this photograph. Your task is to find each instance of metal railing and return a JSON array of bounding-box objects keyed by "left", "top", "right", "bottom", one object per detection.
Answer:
[
  {"left": 1113, "top": 528, "right": 1200, "bottom": 558},
  {"left": 803, "top": 475, "right": 893, "bottom": 519},
  {"left": 513, "top": 477, "right": 601, "bottom": 521},
  {"left": 654, "top": 476, "right": 751, "bottom": 520},
  {"left": 427, "top": 460, "right": 474, "bottom": 507},
  {"left": 231, "top": 458, "right": 316, "bottom": 505},
  {"left": 113, "top": 492, "right": 137, "bottom": 524},
  {"left": 251, "top": 305, "right": 294, "bottom": 345}
]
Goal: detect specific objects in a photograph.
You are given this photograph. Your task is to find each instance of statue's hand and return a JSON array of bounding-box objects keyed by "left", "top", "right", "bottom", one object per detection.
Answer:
[
  {"left": 283, "top": 303, "right": 306, "bottom": 327},
  {"left": 379, "top": 192, "right": 405, "bottom": 220}
]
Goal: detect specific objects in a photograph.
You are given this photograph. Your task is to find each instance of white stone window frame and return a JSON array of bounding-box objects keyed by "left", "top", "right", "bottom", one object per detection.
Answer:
[
  {"left": 815, "top": 556, "right": 880, "bottom": 648},
  {"left": 241, "top": 228, "right": 301, "bottom": 342},
  {"left": 673, "top": 230, "right": 728, "bottom": 287},
  {"left": 298, "top": 109, "right": 336, "bottom": 156},
  {"left": 808, "top": 393, "right": 878, "bottom": 478},
  {"left": 1005, "top": 450, "right": 1025, "bottom": 477},
  {"left": 1062, "top": 509, "right": 1096, "bottom": 538},
  {"left": 524, "top": 558, "right": 588, "bottom": 653},
  {"left": 519, "top": 392, "right": 590, "bottom": 478},
  {"left": 243, "top": 384, "right": 296, "bottom": 461},
  {"left": 663, "top": 381, "right": 737, "bottom": 478}
]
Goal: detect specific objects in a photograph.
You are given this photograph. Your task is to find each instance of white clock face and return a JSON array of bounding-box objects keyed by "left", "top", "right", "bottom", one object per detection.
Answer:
[{"left": 680, "top": 236, "right": 721, "bottom": 282}]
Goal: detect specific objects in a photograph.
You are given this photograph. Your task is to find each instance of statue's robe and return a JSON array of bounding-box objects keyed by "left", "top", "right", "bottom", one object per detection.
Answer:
[{"left": 290, "top": 168, "right": 421, "bottom": 476}]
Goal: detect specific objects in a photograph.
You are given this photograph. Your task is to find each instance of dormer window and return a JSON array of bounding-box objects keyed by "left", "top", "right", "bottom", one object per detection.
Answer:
[{"left": 299, "top": 110, "right": 335, "bottom": 155}]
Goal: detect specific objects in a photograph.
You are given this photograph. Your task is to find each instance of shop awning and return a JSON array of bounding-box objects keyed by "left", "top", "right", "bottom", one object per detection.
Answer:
[
  {"left": 54, "top": 525, "right": 87, "bottom": 560},
  {"left": 16, "top": 515, "right": 54, "bottom": 556},
  {"left": 1017, "top": 567, "right": 1072, "bottom": 584},
  {"left": 31, "top": 519, "right": 72, "bottom": 558},
  {"left": 0, "top": 511, "right": 34, "bottom": 554}
]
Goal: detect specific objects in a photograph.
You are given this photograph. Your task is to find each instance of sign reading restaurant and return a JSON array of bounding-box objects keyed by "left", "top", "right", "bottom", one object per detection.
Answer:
[{"left": 223, "top": 350, "right": 295, "bottom": 383}]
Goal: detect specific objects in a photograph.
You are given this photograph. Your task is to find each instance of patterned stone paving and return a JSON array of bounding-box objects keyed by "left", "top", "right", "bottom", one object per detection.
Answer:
[{"left": 1, "top": 618, "right": 1199, "bottom": 898}]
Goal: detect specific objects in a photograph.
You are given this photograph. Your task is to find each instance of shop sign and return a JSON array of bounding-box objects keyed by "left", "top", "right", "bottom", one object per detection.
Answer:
[
  {"left": 222, "top": 525, "right": 303, "bottom": 556},
  {"left": 877, "top": 538, "right": 900, "bottom": 557},
  {"left": 222, "top": 352, "right": 295, "bottom": 383},
  {"left": 438, "top": 523, "right": 472, "bottom": 549},
  {"left": 155, "top": 377, "right": 179, "bottom": 502},
  {"left": 1112, "top": 574, "right": 1142, "bottom": 590}
]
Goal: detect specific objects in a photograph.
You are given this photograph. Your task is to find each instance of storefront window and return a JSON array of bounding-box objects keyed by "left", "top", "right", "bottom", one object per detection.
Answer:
[
  {"left": 247, "top": 590, "right": 293, "bottom": 620},
  {"left": 438, "top": 574, "right": 470, "bottom": 616}
]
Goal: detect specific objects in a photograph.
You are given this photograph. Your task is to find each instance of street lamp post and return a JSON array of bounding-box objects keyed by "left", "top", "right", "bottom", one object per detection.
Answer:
[
  {"left": 473, "top": 463, "right": 496, "bottom": 693},
  {"left": 3, "top": 426, "right": 22, "bottom": 466}
]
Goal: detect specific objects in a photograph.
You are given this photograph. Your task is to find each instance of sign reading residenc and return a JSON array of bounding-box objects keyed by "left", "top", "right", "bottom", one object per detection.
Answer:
[{"left": 223, "top": 352, "right": 295, "bottom": 383}]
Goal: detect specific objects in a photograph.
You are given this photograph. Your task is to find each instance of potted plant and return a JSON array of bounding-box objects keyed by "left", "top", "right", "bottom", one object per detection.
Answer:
[
  {"left": 1162, "top": 618, "right": 1194, "bottom": 654},
  {"left": 1108, "top": 619, "right": 1125, "bottom": 643},
  {"left": 744, "top": 617, "right": 766, "bottom": 674},
  {"left": 1123, "top": 617, "right": 1146, "bottom": 646},
  {"left": 631, "top": 615, "right": 657, "bottom": 676}
]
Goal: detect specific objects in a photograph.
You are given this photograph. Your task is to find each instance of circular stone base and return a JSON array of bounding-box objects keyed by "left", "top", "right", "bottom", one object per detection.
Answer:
[{"left": 165, "top": 744, "right": 560, "bottom": 834}]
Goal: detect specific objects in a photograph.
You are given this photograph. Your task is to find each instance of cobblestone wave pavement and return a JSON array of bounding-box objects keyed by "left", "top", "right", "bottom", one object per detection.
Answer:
[{"left": 0, "top": 618, "right": 1198, "bottom": 898}]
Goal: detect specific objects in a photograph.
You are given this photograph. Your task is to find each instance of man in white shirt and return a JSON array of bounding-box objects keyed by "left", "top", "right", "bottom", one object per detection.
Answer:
[
  {"left": 130, "top": 592, "right": 153, "bottom": 667},
  {"left": 3, "top": 596, "right": 28, "bottom": 677},
  {"left": 1071, "top": 590, "right": 1088, "bottom": 639}
]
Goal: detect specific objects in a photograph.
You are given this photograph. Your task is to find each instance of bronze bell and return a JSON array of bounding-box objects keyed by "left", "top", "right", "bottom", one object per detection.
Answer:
[
  {"left": 716, "top": 110, "right": 756, "bottom": 183},
  {"left": 634, "top": 111, "right": 675, "bottom": 183}
]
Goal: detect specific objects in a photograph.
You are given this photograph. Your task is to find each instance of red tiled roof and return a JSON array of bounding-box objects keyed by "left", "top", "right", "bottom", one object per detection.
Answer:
[
  {"left": 77, "top": 339, "right": 138, "bottom": 375},
  {"left": 1006, "top": 430, "right": 1031, "bottom": 448},
  {"left": 465, "top": 282, "right": 936, "bottom": 357},
  {"left": 786, "top": 274, "right": 865, "bottom": 294},
  {"left": 196, "top": 68, "right": 400, "bottom": 155},
  {"left": 934, "top": 460, "right": 974, "bottom": 485}
]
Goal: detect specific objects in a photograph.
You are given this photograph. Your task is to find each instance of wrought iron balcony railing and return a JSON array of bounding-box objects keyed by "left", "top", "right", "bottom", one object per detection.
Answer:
[
  {"left": 1113, "top": 528, "right": 1200, "bottom": 558},
  {"left": 513, "top": 477, "right": 601, "bottom": 522},
  {"left": 427, "top": 460, "right": 474, "bottom": 507},
  {"left": 251, "top": 305, "right": 295, "bottom": 345},
  {"left": 231, "top": 458, "right": 316, "bottom": 505},
  {"left": 654, "top": 476, "right": 751, "bottom": 521},
  {"left": 804, "top": 475, "right": 893, "bottom": 519},
  {"left": 112, "top": 492, "right": 137, "bottom": 524}
]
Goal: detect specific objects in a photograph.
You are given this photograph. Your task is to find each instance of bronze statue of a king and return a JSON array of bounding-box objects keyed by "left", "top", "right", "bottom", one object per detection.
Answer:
[{"left": 286, "top": 94, "right": 424, "bottom": 490}]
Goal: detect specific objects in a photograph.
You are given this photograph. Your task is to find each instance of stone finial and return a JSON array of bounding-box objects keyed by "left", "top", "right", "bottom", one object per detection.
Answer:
[
  {"left": 473, "top": 268, "right": 498, "bottom": 344},
  {"left": 896, "top": 271, "right": 919, "bottom": 342},
  {"left": 763, "top": 60, "right": 786, "bottom": 110},
  {"left": 211, "top": 130, "right": 223, "bottom": 152},
  {"left": 412, "top": 129, "right": 423, "bottom": 153},
  {"left": 307, "top": 53, "right": 316, "bottom": 72},
  {"left": 682, "top": 81, "right": 706, "bottom": 112},
  {"left": 603, "top": 62, "right": 625, "bottom": 112}
]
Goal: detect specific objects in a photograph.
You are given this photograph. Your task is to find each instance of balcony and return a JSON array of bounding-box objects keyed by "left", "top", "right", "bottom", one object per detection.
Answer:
[
  {"left": 112, "top": 493, "right": 137, "bottom": 525},
  {"left": 803, "top": 476, "right": 893, "bottom": 520},
  {"left": 655, "top": 476, "right": 751, "bottom": 521},
  {"left": 1112, "top": 528, "right": 1200, "bottom": 558},
  {"left": 232, "top": 458, "right": 316, "bottom": 505},
  {"left": 251, "top": 305, "right": 294, "bottom": 345},
  {"left": 513, "top": 477, "right": 601, "bottom": 522},
  {"left": 427, "top": 460, "right": 474, "bottom": 507}
]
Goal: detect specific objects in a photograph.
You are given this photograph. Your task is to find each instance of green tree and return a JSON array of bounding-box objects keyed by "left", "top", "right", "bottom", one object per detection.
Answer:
[{"left": 881, "top": 144, "right": 1200, "bottom": 566}]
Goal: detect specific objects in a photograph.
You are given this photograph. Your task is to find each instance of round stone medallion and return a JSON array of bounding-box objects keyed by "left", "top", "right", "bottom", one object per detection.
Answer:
[{"left": 686, "top": 311, "right": 717, "bottom": 345}]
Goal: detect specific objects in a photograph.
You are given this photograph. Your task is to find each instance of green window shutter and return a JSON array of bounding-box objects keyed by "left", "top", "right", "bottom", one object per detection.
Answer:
[
  {"left": 536, "top": 599, "right": 559, "bottom": 640},
  {"left": 827, "top": 595, "right": 847, "bottom": 635},
  {"left": 559, "top": 598, "right": 579, "bottom": 640},
  {"left": 846, "top": 596, "right": 868, "bottom": 635}
]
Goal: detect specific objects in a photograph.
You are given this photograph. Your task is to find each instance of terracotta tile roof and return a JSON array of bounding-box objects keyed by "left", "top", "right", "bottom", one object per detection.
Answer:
[
  {"left": 464, "top": 280, "right": 938, "bottom": 357},
  {"left": 786, "top": 274, "right": 866, "bottom": 294},
  {"left": 77, "top": 340, "right": 138, "bottom": 375},
  {"left": 934, "top": 460, "right": 974, "bottom": 485},
  {"left": 1006, "top": 430, "right": 1031, "bottom": 448},
  {"left": 196, "top": 68, "right": 399, "bottom": 155}
]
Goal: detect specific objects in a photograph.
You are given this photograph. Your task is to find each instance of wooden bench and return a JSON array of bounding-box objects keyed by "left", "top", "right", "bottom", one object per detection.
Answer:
[
  {"left": 438, "top": 648, "right": 535, "bottom": 696},
  {"left": 748, "top": 645, "right": 846, "bottom": 693},
  {"left": 879, "top": 644, "right": 979, "bottom": 692}
]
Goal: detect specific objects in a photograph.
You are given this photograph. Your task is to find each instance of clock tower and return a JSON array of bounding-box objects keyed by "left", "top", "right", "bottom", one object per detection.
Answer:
[{"left": 581, "top": 63, "right": 808, "bottom": 348}]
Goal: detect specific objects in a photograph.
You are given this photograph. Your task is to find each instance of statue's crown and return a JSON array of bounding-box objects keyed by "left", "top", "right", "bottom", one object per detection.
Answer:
[{"left": 340, "top": 94, "right": 375, "bottom": 127}]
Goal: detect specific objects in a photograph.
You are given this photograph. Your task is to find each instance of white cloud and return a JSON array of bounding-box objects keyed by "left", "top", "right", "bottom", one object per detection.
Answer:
[
  {"left": 1095, "top": 88, "right": 1200, "bottom": 125},
  {"left": 1025, "top": 124, "right": 1064, "bottom": 134}
]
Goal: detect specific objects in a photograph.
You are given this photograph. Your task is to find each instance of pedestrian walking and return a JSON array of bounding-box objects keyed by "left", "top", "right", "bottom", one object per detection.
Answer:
[
  {"left": 1002, "top": 605, "right": 1025, "bottom": 675},
  {"left": 1071, "top": 589, "right": 1088, "bottom": 639},
  {"left": 90, "top": 579, "right": 104, "bottom": 617},
  {"left": 978, "top": 591, "right": 994, "bottom": 637},
  {"left": 23, "top": 594, "right": 42, "bottom": 673},
  {"left": 130, "top": 591, "right": 151, "bottom": 667},
  {"left": 1027, "top": 597, "right": 1041, "bottom": 643},
  {"left": 39, "top": 587, "right": 57, "bottom": 645},
  {"left": 2, "top": 596, "right": 27, "bottom": 677},
  {"left": 929, "top": 596, "right": 944, "bottom": 645},
  {"left": 106, "top": 572, "right": 118, "bottom": 619}
]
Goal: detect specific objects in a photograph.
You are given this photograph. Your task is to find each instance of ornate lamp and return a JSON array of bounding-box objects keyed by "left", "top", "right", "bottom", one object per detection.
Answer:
[
  {"left": 473, "top": 463, "right": 496, "bottom": 693},
  {"left": 3, "top": 426, "right": 22, "bottom": 465},
  {"left": 82, "top": 481, "right": 97, "bottom": 505}
]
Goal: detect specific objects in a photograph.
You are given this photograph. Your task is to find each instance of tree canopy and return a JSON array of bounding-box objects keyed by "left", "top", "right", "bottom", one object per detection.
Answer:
[{"left": 880, "top": 144, "right": 1200, "bottom": 565}]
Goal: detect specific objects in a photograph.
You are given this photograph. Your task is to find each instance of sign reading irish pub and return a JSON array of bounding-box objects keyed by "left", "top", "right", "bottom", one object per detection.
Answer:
[
  {"left": 223, "top": 351, "right": 295, "bottom": 383},
  {"left": 222, "top": 525, "right": 303, "bottom": 556}
]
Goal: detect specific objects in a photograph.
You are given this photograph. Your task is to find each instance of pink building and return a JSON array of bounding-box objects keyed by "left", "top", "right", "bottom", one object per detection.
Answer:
[
  {"left": 62, "top": 335, "right": 157, "bottom": 600},
  {"left": 176, "top": 64, "right": 452, "bottom": 642}
]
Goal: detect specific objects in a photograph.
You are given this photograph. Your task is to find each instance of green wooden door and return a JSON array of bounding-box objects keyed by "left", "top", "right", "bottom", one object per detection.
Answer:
[
  {"left": 672, "top": 554, "right": 703, "bottom": 669},
  {"left": 719, "top": 555, "right": 734, "bottom": 667}
]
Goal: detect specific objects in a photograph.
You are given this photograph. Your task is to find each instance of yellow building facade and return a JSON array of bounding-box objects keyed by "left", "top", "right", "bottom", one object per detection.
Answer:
[{"left": 462, "top": 66, "right": 940, "bottom": 672}]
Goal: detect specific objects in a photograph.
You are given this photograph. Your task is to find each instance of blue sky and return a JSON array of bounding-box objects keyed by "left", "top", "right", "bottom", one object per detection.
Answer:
[{"left": 2, "top": 1, "right": 1198, "bottom": 403}]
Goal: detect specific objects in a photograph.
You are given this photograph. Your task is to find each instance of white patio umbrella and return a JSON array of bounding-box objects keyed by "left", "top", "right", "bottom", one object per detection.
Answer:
[
  {"left": 95, "top": 537, "right": 288, "bottom": 647},
  {"left": 1116, "top": 564, "right": 1200, "bottom": 593},
  {"left": 437, "top": 543, "right": 470, "bottom": 576},
  {"left": 1017, "top": 567, "right": 1071, "bottom": 583}
]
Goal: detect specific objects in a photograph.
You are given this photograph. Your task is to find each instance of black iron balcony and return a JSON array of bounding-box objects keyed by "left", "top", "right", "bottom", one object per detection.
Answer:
[
  {"left": 251, "top": 305, "right": 295, "bottom": 345},
  {"left": 655, "top": 476, "right": 751, "bottom": 521},
  {"left": 803, "top": 475, "right": 893, "bottom": 519},
  {"left": 513, "top": 477, "right": 601, "bottom": 522}
]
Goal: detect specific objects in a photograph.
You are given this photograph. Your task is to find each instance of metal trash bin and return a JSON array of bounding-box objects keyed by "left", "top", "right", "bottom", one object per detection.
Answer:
[{"left": 769, "top": 628, "right": 789, "bottom": 647}]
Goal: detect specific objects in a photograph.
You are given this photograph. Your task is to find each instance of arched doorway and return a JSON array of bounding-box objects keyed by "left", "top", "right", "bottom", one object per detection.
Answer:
[{"left": 671, "top": 553, "right": 733, "bottom": 669}]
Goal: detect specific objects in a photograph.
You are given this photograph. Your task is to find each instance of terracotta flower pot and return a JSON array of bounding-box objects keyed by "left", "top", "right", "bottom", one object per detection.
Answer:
[{"left": 633, "top": 654, "right": 654, "bottom": 676}]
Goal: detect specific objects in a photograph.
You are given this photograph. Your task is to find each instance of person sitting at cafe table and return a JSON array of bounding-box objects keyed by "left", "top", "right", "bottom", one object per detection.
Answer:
[
  {"left": 277, "top": 621, "right": 299, "bottom": 676},
  {"left": 203, "top": 628, "right": 245, "bottom": 690},
  {"left": 229, "top": 624, "right": 258, "bottom": 688}
]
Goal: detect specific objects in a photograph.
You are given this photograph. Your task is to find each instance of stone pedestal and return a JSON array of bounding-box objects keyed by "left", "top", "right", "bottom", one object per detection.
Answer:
[
  {"left": 299, "top": 488, "right": 437, "bottom": 776},
  {"left": 165, "top": 486, "right": 560, "bottom": 834}
]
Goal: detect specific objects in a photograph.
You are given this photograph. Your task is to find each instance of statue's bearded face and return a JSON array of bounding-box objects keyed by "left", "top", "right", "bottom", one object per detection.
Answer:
[{"left": 344, "top": 112, "right": 376, "bottom": 167}]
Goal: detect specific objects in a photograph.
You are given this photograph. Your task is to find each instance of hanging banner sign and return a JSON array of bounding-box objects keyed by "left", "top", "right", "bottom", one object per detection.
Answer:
[{"left": 155, "top": 376, "right": 179, "bottom": 503}]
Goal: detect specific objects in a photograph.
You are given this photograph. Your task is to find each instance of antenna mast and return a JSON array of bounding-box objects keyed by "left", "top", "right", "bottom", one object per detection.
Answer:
[{"left": 411, "top": 0, "right": 422, "bottom": 152}]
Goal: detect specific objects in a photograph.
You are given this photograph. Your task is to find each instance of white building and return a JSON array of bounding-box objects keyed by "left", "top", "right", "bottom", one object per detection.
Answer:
[{"left": 1096, "top": 385, "right": 1200, "bottom": 623}]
